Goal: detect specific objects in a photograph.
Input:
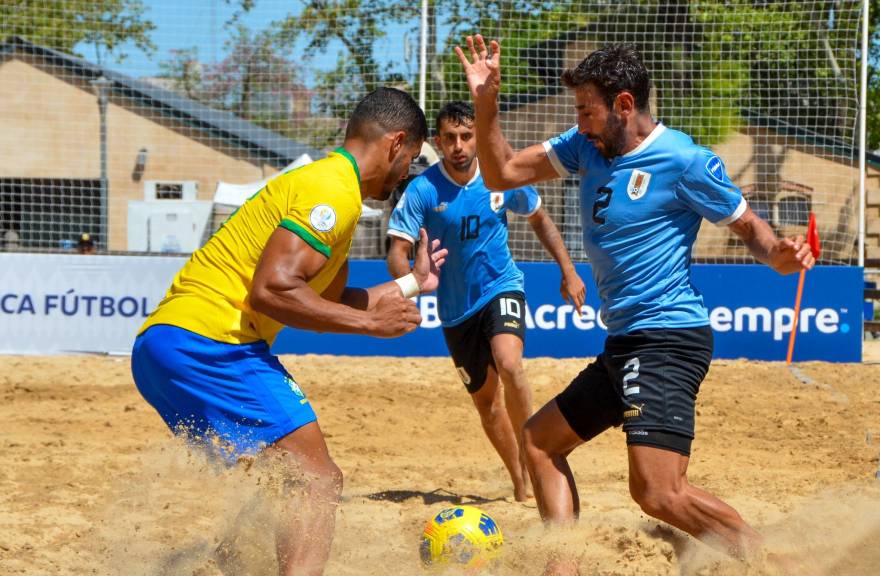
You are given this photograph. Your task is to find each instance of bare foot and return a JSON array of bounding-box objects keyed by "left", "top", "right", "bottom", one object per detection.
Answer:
[{"left": 514, "top": 485, "right": 533, "bottom": 502}]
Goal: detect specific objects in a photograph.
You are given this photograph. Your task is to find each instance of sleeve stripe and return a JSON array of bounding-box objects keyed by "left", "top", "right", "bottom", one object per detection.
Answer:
[
  {"left": 387, "top": 229, "right": 416, "bottom": 244},
  {"left": 715, "top": 197, "right": 748, "bottom": 227},
  {"left": 523, "top": 195, "right": 543, "bottom": 217},
  {"left": 543, "top": 141, "right": 570, "bottom": 177},
  {"left": 280, "top": 218, "right": 331, "bottom": 258}
]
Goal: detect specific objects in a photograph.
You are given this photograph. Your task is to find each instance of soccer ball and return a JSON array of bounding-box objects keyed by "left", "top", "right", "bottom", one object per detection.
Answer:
[{"left": 420, "top": 505, "right": 503, "bottom": 570}]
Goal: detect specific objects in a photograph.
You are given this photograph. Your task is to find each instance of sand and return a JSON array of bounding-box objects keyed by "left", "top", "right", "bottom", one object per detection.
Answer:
[{"left": 1, "top": 351, "right": 879, "bottom": 575}]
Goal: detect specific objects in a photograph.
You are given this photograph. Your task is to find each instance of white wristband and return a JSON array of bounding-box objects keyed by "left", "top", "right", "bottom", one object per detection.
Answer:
[{"left": 394, "top": 273, "right": 420, "bottom": 299}]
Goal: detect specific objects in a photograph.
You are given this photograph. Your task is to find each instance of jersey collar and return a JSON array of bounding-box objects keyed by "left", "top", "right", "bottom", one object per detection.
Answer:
[
  {"left": 334, "top": 147, "right": 361, "bottom": 187},
  {"left": 438, "top": 159, "right": 481, "bottom": 188},
  {"left": 621, "top": 123, "right": 666, "bottom": 158}
]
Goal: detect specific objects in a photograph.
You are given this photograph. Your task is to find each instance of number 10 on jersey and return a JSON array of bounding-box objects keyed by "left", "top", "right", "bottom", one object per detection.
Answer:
[{"left": 460, "top": 215, "right": 480, "bottom": 240}]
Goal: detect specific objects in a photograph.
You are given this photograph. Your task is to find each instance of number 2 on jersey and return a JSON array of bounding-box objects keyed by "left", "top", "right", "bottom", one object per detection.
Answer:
[{"left": 592, "top": 186, "right": 613, "bottom": 225}]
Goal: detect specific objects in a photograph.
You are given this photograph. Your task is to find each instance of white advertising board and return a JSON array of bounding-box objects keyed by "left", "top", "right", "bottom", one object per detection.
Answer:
[{"left": 0, "top": 254, "right": 186, "bottom": 354}]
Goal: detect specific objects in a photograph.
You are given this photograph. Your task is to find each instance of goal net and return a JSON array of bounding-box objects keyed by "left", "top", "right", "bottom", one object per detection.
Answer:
[{"left": 0, "top": 1, "right": 865, "bottom": 264}]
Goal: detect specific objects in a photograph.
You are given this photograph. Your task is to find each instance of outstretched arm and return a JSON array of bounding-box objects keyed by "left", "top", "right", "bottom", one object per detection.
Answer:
[
  {"left": 251, "top": 228, "right": 445, "bottom": 336},
  {"left": 728, "top": 207, "right": 815, "bottom": 274},
  {"left": 528, "top": 207, "right": 585, "bottom": 309},
  {"left": 455, "top": 35, "right": 559, "bottom": 190}
]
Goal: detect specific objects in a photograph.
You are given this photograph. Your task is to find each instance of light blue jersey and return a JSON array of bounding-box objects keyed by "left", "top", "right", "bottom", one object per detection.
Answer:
[
  {"left": 544, "top": 123, "right": 746, "bottom": 335},
  {"left": 388, "top": 162, "right": 541, "bottom": 326}
]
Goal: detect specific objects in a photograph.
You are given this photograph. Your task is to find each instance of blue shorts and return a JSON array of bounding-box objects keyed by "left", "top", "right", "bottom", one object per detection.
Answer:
[{"left": 132, "top": 324, "right": 317, "bottom": 460}]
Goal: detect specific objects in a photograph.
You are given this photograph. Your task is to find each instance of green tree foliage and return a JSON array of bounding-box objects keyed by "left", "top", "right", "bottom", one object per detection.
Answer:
[
  {"left": 160, "top": 25, "right": 300, "bottom": 123},
  {"left": 273, "top": 0, "right": 419, "bottom": 119},
  {"left": 0, "top": 0, "right": 155, "bottom": 62}
]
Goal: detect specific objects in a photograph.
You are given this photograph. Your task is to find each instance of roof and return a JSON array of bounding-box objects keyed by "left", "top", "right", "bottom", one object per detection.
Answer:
[{"left": 0, "top": 36, "right": 320, "bottom": 169}]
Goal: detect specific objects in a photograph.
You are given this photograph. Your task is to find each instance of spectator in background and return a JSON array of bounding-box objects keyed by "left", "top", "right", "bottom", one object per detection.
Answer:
[{"left": 77, "top": 233, "right": 96, "bottom": 254}]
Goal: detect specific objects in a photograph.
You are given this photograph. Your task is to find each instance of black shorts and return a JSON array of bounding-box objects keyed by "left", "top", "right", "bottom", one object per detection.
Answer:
[
  {"left": 442, "top": 292, "right": 526, "bottom": 394},
  {"left": 555, "top": 326, "right": 713, "bottom": 456}
]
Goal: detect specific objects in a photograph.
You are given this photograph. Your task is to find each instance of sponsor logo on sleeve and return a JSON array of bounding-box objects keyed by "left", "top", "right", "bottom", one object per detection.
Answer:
[
  {"left": 626, "top": 169, "right": 651, "bottom": 200},
  {"left": 309, "top": 204, "right": 337, "bottom": 232}
]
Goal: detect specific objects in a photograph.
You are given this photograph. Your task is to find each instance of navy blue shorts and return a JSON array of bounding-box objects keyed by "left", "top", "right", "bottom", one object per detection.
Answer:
[{"left": 132, "top": 324, "right": 317, "bottom": 461}]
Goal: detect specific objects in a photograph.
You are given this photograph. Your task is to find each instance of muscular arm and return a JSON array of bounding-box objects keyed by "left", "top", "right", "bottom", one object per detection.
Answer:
[
  {"left": 386, "top": 237, "right": 414, "bottom": 279},
  {"left": 727, "top": 207, "right": 815, "bottom": 274},
  {"left": 251, "top": 228, "right": 419, "bottom": 335},
  {"left": 527, "top": 207, "right": 586, "bottom": 309}
]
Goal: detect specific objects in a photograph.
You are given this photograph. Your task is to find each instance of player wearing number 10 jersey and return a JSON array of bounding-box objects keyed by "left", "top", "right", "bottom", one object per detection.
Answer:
[{"left": 386, "top": 101, "right": 585, "bottom": 502}]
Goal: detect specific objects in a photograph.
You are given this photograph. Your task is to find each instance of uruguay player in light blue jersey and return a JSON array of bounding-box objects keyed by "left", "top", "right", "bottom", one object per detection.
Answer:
[
  {"left": 457, "top": 37, "right": 815, "bottom": 573},
  {"left": 387, "top": 101, "right": 585, "bottom": 502}
]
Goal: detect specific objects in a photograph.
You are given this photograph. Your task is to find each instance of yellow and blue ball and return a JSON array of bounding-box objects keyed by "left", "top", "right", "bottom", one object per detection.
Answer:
[{"left": 420, "top": 505, "right": 503, "bottom": 570}]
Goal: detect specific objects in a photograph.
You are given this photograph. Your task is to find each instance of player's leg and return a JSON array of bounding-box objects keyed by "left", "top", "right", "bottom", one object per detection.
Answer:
[
  {"left": 616, "top": 326, "right": 761, "bottom": 558},
  {"left": 132, "top": 325, "right": 334, "bottom": 575},
  {"left": 521, "top": 399, "right": 582, "bottom": 521},
  {"left": 469, "top": 365, "right": 531, "bottom": 500},
  {"left": 523, "top": 356, "right": 620, "bottom": 522},
  {"left": 271, "top": 422, "right": 343, "bottom": 576},
  {"left": 444, "top": 309, "right": 528, "bottom": 500},
  {"left": 489, "top": 331, "right": 532, "bottom": 496},
  {"left": 627, "top": 444, "right": 762, "bottom": 559}
]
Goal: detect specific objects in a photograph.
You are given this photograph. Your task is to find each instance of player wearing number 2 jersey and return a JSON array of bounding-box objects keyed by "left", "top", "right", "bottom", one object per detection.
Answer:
[
  {"left": 387, "top": 101, "right": 585, "bottom": 502},
  {"left": 457, "top": 38, "right": 815, "bottom": 573}
]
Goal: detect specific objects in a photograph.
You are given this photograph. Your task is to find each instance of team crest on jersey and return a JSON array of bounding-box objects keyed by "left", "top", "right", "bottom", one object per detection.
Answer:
[
  {"left": 705, "top": 154, "right": 727, "bottom": 183},
  {"left": 626, "top": 169, "right": 651, "bottom": 200},
  {"left": 433, "top": 202, "right": 448, "bottom": 212},
  {"left": 489, "top": 192, "right": 505, "bottom": 212},
  {"left": 309, "top": 204, "right": 336, "bottom": 232}
]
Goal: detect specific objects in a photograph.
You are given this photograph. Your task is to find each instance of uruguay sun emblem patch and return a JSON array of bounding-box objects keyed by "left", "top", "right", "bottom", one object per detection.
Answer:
[{"left": 626, "top": 169, "right": 651, "bottom": 200}]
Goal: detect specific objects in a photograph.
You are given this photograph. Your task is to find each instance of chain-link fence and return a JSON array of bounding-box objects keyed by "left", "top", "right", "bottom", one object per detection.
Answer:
[{"left": 0, "top": 1, "right": 866, "bottom": 263}]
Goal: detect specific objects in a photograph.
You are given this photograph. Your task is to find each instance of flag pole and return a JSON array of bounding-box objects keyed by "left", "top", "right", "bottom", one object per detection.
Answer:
[
  {"left": 786, "top": 269, "right": 806, "bottom": 364},
  {"left": 787, "top": 212, "right": 821, "bottom": 364}
]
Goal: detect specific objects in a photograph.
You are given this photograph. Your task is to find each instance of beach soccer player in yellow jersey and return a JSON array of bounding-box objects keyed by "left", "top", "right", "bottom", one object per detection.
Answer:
[{"left": 132, "top": 87, "right": 447, "bottom": 576}]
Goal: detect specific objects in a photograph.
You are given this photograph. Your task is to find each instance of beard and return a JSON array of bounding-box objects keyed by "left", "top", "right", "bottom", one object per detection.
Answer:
[
  {"left": 447, "top": 154, "right": 475, "bottom": 174},
  {"left": 379, "top": 152, "right": 411, "bottom": 200},
  {"left": 592, "top": 112, "right": 626, "bottom": 159}
]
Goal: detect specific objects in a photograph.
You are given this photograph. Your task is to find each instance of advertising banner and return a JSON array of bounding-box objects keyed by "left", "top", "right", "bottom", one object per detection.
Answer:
[
  {"left": 0, "top": 253, "right": 186, "bottom": 354},
  {"left": 0, "top": 255, "right": 862, "bottom": 362},
  {"left": 273, "top": 261, "right": 863, "bottom": 362}
]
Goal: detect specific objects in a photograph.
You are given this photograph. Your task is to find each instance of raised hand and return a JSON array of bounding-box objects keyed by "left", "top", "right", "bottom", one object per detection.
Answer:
[
  {"left": 369, "top": 291, "right": 422, "bottom": 338},
  {"left": 454, "top": 34, "right": 502, "bottom": 105},
  {"left": 412, "top": 228, "right": 447, "bottom": 294},
  {"left": 768, "top": 235, "right": 816, "bottom": 275}
]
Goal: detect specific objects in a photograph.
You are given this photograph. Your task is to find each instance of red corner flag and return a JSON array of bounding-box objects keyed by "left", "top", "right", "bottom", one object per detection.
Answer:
[
  {"left": 806, "top": 212, "right": 821, "bottom": 259},
  {"left": 786, "top": 212, "right": 820, "bottom": 364}
]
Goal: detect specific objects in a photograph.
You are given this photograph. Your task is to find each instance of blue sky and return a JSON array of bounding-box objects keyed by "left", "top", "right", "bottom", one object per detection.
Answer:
[{"left": 101, "top": 0, "right": 426, "bottom": 85}]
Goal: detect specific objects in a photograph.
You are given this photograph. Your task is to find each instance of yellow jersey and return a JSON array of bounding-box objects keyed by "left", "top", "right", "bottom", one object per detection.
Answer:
[{"left": 140, "top": 148, "right": 362, "bottom": 345}]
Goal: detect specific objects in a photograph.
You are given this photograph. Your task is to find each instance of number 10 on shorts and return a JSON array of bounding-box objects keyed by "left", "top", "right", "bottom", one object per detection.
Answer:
[{"left": 499, "top": 298, "right": 521, "bottom": 318}]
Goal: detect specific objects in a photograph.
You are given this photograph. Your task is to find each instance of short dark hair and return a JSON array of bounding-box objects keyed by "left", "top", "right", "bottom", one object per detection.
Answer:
[
  {"left": 561, "top": 43, "right": 651, "bottom": 112},
  {"left": 346, "top": 87, "right": 427, "bottom": 145},
  {"left": 435, "top": 100, "right": 474, "bottom": 135}
]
